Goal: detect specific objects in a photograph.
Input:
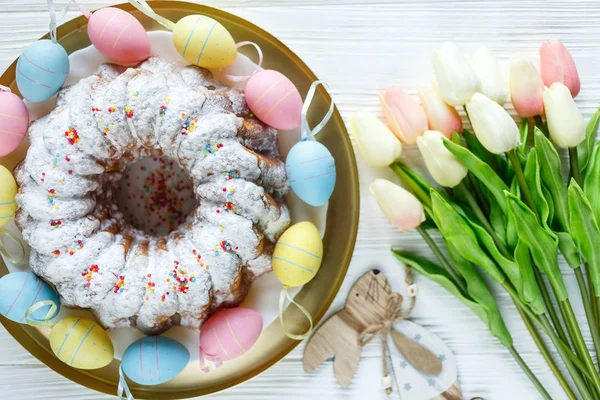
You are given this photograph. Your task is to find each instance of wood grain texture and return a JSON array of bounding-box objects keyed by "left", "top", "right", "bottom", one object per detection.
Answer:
[{"left": 1, "top": 0, "right": 598, "bottom": 398}]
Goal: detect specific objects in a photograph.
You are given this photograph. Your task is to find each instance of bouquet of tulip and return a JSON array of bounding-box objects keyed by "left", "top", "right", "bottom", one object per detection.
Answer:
[{"left": 353, "top": 40, "right": 600, "bottom": 400}]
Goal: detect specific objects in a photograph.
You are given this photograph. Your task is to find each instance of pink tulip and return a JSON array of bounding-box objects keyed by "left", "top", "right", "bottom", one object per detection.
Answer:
[
  {"left": 540, "top": 40, "right": 580, "bottom": 97},
  {"left": 509, "top": 56, "right": 545, "bottom": 118},
  {"left": 379, "top": 86, "right": 428, "bottom": 144},
  {"left": 418, "top": 82, "right": 463, "bottom": 138}
]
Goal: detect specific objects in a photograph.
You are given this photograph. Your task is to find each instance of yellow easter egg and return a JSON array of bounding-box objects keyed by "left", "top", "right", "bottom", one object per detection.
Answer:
[
  {"left": 172, "top": 15, "right": 237, "bottom": 69},
  {"left": 0, "top": 165, "right": 17, "bottom": 227},
  {"left": 49, "top": 317, "right": 114, "bottom": 369},
  {"left": 273, "top": 222, "right": 323, "bottom": 287}
]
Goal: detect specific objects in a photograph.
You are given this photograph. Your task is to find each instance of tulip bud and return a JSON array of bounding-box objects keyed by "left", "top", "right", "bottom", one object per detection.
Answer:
[
  {"left": 466, "top": 92, "right": 520, "bottom": 154},
  {"left": 432, "top": 42, "right": 480, "bottom": 106},
  {"left": 540, "top": 40, "right": 580, "bottom": 98},
  {"left": 417, "top": 130, "right": 468, "bottom": 188},
  {"left": 349, "top": 110, "right": 402, "bottom": 168},
  {"left": 418, "top": 82, "right": 463, "bottom": 137},
  {"left": 379, "top": 86, "right": 428, "bottom": 144},
  {"left": 543, "top": 82, "right": 585, "bottom": 148},
  {"left": 469, "top": 47, "right": 509, "bottom": 105},
  {"left": 369, "top": 179, "right": 425, "bottom": 232},
  {"left": 509, "top": 56, "right": 544, "bottom": 117}
]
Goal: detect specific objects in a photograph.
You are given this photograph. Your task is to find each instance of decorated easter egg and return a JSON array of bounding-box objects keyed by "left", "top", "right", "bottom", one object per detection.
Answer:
[
  {"left": 173, "top": 15, "right": 237, "bottom": 69},
  {"left": 285, "top": 140, "right": 336, "bottom": 206},
  {"left": 0, "top": 272, "right": 60, "bottom": 323},
  {"left": 200, "top": 308, "right": 262, "bottom": 364},
  {"left": 272, "top": 222, "right": 323, "bottom": 287},
  {"left": 122, "top": 336, "right": 189, "bottom": 385},
  {"left": 0, "top": 91, "right": 28, "bottom": 157},
  {"left": 16, "top": 40, "right": 69, "bottom": 102},
  {"left": 49, "top": 317, "right": 114, "bottom": 369},
  {"left": 245, "top": 70, "right": 303, "bottom": 130},
  {"left": 87, "top": 8, "right": 151, "bottom": 64},
  {"left": 0, "top": 165, "right": 17, "bottom": 227}
]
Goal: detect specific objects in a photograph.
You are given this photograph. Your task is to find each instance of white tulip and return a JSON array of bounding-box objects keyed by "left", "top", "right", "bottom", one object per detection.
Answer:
[
  {"left": 349, "top": 110, "right": 402, "bottom": 168},
  {"left": 469, "top": 48, "right": 509, "bottom": 105},
  {"left": 543, "top": 82, "right": 585, "bottom": 148},
  {"left": 417, "top": 130, "right": 468, "bottom": 188},
  {"left": 466, "top": 92, "right": 520, "bottom": 154},
  {"left": 369, "top": 179, "right": 425, "bottom": 232},
  {"left": 432, "top": 42, "right": 480, "bottom": 106}
]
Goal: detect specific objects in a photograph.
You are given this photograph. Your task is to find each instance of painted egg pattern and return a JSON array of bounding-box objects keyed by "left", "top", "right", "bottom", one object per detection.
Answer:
[
  {"left": 0, "top": 165, "right": 18, "bottom": 227},
  {"left": 173, "top": 15, "right": 237, "bottom": 69},
  {"left": 200, "top": 308, "right": 262, "bottom": 363},
  {"left": 16, "top": 40, "right": 69, "bottom": 102},
  {"left": 272, "top": 222, "right": 323, "bottom": 287},
  {"left": 245, "top": 70, "right": 303, "bottom": 130},
  {"left": 0, "top": 91, "right": 28, "bottom": 157},
  {"left": 49, "top": 317, "right": 114, "bottom": 369},
  {"left": 0, "top": 272, "right": 60, "bottom": 323},
  {"left": 286, "top": 140, "right": 336, "bottom": 207},
  {"left": 87, "top": 7, "right": 151, "bottom": 64},
  {"left": 122, "top": 336, "right": 189, "bottom": 385}
]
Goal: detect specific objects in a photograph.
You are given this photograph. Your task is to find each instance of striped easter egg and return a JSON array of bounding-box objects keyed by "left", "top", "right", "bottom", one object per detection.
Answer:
[
  {"left": 0, "top": 272, "right": 60, "bottom": 323},
  {"left": 122, "top": 336, "right": 189, "bottom": 385},
  {"left": 0, "top": 165, "right": 17, "bottom": 227},
  {"left": 16, "top": 40, "right": 69, "bottom": 102},
  {"left": 0, "top": 91, "right": 28, "bottom": 157},
  {"left": 272, "top": 222, "right": 323, "bottom": 287},
  {"left": 49, "top": 317, "right": 114, "bottom": 369},
  {"left": 87, "top": 7, "right": 151, "bottom": 64},
  {"left": 245, "top": 70, "right": 303, "bottom": 130},
  {"left": 285, "top": 140, "right": 336, "bottom": 207},
  {"left": 172, "top": 15, "right": 237, "bottom": 69},
  {"left": 200, "top": 308, "right": 262, "bottom": 366}
]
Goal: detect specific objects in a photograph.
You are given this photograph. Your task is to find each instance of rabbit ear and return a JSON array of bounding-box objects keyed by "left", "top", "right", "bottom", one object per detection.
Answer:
[
  {"left": 390, "top": 329, "right": 442, "bottom": 375},
  {"left": 304, "top": 313, "right": 344, "bottom": 373}
]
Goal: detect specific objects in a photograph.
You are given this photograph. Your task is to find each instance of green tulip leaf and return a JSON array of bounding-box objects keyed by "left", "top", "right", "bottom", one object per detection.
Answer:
[
  {"left": 568, "top": 180, "right": 600, "bottom": 296},
  {"left": 524, "top": 148, "right": 551, "bottom": 229},
  {"left": 391, "top": 162, "right": 434, "bottom": 211},
  {"left": 519, "top": 118, "right": 529, "bottom": 155},
  {"left": 489, "top": 196, "right": 507, "bottom": 246},
  {"left": 578, "top": 107, "right": 600, "bottom": 175},
  {"left": 556, "top": 231, "right": 581, "bottom": 269},
  {"left": 505, "top": 191, "right": 567, "bottom": 301},
  {"left": 392, "top": 249, "right": 513, "bottom": 347},
  {"left": 583, "top": 144, "right": 600, "bottom": 223},
  {"left": 514, "top": 240, "right": 546, "bottom": 315}
]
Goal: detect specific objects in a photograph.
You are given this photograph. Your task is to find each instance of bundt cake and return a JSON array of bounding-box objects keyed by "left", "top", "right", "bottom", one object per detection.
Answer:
[{"left": 14, "top": 57, "right": 291, "bottom": 334}]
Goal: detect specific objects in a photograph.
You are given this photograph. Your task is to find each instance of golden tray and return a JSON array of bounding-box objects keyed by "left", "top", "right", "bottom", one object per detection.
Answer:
[{"left": 0, "top": 1, "right": 359, "bottom": 398}]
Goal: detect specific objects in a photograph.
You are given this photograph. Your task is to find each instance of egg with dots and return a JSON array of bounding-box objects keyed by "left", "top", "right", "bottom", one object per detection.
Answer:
[
  {"left": 245, "top": 70, "right": 303, "bottom": 130},
  {"left": 0, "top": 165, "right": 18, "bottom": 227},
  {"left": 122, "top": 336, "right": 189, "bottom": 385},
  {"left": 0, "top": 91, "right": 28, "bottom": 157},
  {"left": 199, "top": 308, "right": 262, "bottom": 372},
  {"left": 49, "top": 317, "right": 114, "bottom": 369},
  {"left": 173, "top": 15, "right": 237, "bottom": 69},
  {"left": 16, "top": 40, "right": 69, "bottom": 102},
  {"left": 272, "top": 222, "right": 323, "bottom": 287},
  {"left": 0, "top": 272, "right": 60, "bottom": 324},
  {"left": 285, "top": 140, "right": 336, "bottom": 207},
  {"left": 85, "top": 7, "right": 151, "bottom": 64}
]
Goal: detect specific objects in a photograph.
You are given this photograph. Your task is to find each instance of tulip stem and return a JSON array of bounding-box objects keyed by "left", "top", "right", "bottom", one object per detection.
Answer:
[
  {"left": 468, "top": 173, "right": 490, "bottom": 216},
  {"left": 508, "top": 346, "right": 552, "bottom": 400},
  {"left": 534, "top": 115, "right": 548, "bottom": 136},
  {"left": 574, "top": 267, "right": 600, "bottom": 375},
  {"left": 506, "top": 149, "right": 539, "bottom": 220},
  {"left": 533, "top": 267, "right": 572, "bottom": 349}
]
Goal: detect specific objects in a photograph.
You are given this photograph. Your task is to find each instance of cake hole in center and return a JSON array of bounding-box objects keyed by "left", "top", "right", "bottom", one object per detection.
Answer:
[{"left": 116, "top": 156, "right": 197, "bottom": 237}]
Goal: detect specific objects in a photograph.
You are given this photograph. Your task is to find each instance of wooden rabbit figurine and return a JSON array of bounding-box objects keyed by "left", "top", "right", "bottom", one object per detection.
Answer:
[{"left": 303, "top": 269, "right": 462, "bottom": 399}]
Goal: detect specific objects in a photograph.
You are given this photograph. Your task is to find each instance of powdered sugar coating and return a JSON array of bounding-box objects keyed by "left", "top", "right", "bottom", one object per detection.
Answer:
[{"left": 16, "top": 57, "right": 290, "bottom": 334}]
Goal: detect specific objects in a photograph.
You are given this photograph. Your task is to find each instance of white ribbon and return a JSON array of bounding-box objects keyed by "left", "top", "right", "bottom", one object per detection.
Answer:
[
  {"left": 220, "top": 41, "right": 264, "bottom": 83},
  {"left": 300, "top": 81, "right": 335, "bottom": 140},
  {"left": 117, "top": 366, "right": 135, "bottom": 400},
  {"left": 47, "top": 0, "right": 74, "bottom": 43},
  {"left": 0, "top": 228, "right": 25, "bottom": 265},
  {"left": 0, "top": 85, "right": 10, "bottom": 93},
  {"left": 128, "top": 0, "right": 176, "bottom": 30}
]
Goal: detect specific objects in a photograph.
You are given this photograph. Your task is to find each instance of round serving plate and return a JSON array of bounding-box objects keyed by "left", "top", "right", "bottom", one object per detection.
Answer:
[{"left": 0, "top": 1, "right": 359, "bottom": 398}]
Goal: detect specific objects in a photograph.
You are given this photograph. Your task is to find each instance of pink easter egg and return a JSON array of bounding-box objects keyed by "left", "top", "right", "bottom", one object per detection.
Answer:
[
  {"left": 0, "top": 92, "right": 29, "bottom": 157},
  {"left": 200, "top": 308, "right": 262, "bottom": 363},
  {"left": 87, "top": 8, "right": 151, "bottom": 64},
  {"left": 245, "top": 70, "right": 302, "bottom": 130}
]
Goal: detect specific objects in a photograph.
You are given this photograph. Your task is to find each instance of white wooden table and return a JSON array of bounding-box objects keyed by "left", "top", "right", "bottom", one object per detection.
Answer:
[{"left": 2, "top": 0, "right": 599, "bottom": 398}]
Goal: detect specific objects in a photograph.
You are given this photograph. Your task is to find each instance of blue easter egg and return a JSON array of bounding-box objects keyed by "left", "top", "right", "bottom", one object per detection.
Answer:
[
  {"left": 16, "top": 40, "right": 70, "bottom": 102},
  {"left": 0, "top": 272, "right": 60, "bottom": 323},
  {"left": 122, "top": 336, "right": 190, "bottom": 385},
  {"left": 285, "top": 140, "right": 336, "bottom": 206}
]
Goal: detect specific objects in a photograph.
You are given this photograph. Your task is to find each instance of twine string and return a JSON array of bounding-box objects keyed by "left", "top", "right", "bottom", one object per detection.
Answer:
[
  {"left": 278, "top": 286, "right": 313, "bottom": 340},
  {"left": 128, "top": 0, "right": 176, "bottom": 30},
  {"left": 220, "top": 41, "right": 264, "bottom": 82},
  {"left": 301, "top": 80, "right": 335, "bottom": 140}
]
